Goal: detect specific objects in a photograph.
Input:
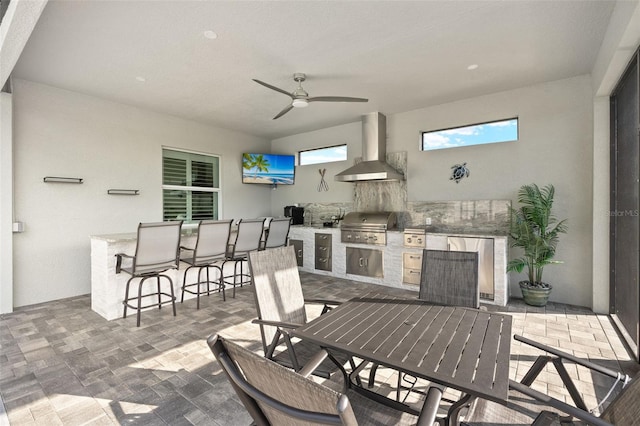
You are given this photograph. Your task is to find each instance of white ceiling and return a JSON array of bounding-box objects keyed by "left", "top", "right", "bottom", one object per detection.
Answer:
[{"left": 12, "top": 0, "right": 616, "bottom": 140}]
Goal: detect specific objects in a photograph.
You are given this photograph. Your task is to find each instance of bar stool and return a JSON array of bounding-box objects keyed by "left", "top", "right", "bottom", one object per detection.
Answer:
[
  {"left": 180, "top": 219, "right": 232, "bottom": 308},
  {"left": 115, "top": 221, "right": 182, "bottom": 327},
  {"left": 222, "top": 218, "right": 265, "bottom": 297},
  {"left": 259, "top": 217, "right": 292, "bottom": 250}
]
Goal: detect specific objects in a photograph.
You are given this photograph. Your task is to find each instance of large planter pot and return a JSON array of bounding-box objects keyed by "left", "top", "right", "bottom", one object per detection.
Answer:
[{"left": 519, "top": 281, "right": 552, "bottom": 307}]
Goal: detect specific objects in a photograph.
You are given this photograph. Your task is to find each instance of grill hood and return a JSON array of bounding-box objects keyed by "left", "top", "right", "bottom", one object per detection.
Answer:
[{"left": 335, "top": 112, "right": 404, "bottom": 182}]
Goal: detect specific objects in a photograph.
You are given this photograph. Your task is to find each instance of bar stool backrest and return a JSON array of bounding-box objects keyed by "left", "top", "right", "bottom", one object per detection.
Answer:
[
  {"left": 133, "top": 221, "right": 182, "bottom": 274},
  {"left": 194, "top": 220, "right": 232, "bottom": 263},
  {"left": 232, "top": 219, "right": 265, "bottom": 255},
  {"left": 264, "top": 218, "right": 292, "bottom": 249}
]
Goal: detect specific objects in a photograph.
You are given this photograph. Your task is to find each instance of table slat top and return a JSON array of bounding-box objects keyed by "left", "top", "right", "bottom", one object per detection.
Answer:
[{"left": 293, "top": 292, "right": 512, "bottom": 403}]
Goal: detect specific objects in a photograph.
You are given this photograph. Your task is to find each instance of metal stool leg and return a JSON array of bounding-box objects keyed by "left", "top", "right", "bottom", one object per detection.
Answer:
[
  {"left": 166, "top": 275, "right": 176, "bottom": 317},
  {"left": 157, "top": 276, "right": 162, "bottom": 310},
  {"left": 123, "top": 276, "right": 133, "bottom": 319}
]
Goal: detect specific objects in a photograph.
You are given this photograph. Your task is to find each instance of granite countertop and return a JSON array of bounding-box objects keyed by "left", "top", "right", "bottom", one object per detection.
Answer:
[
  {"left": 404, "top": 226, "right": 508, "bottom": 237},
  {"left": 291, "top": 224, "right": 507, "bottom": 237}
]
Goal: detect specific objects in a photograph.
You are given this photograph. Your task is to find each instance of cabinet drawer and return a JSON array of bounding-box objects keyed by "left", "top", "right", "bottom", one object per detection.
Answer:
[
  {"left": 403, "top": 252, "right": 423, "bottom": 269},
  {"left": 403, "top": 268, "right": 422, "bottom": 285},
  {"left": 314, "top": 233, "right": 332, "bottom": 271}
]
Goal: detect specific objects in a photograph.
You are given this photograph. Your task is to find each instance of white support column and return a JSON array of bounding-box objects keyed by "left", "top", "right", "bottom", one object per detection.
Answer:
[
  {"left": 0, "top": 92, "right": 13, "bottom": 313},
  {"left": 592, "top": 97, "right": 610, "bottom": 314}
]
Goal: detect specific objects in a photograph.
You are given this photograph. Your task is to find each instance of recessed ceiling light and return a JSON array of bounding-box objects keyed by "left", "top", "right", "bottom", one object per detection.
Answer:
[
  {"left": 135, "top": 76, "right": 146, "bottom": 82},
  {"left": 467, "top": 64, "right": 479, "bottom": 71},
  {"left": 203, "top": 30, "right": 218, "bottom": 40}
]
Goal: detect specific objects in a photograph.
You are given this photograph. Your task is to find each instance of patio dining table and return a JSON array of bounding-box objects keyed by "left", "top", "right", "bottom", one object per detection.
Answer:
[{"left": 291, "top": 292, "right": 513, "bottom": 416}]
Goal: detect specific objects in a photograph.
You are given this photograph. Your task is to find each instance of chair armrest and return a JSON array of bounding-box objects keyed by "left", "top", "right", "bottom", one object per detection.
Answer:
[
  {"left": 114, "top": 253, "right": 133, "bottom": 274},
  {"left": 515, "top": 334, "right": 630, "bottom": 411},
  {"left": 251, "top": 319, "right": 303, "bottom": 330},
  {"left": 509, "top": 380, "right": 613, "bottom": 426},
  {"left": 304, "top": 298, "right": 342, "bottom": 306},
  {"left": 515, "top": 335, "right": 627, "bottom": 380},
  {"left": 416, "top": 386, "right": 443, "bottom": 426},
  {"left": 298, "top": 349, "right": 329, "bottom": 378}
]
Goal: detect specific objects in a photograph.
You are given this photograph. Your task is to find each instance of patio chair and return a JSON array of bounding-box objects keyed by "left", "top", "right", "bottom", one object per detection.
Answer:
[
  {"left": 368, "top": 249, "right": 480, "bottom": 400},
  {"left": 207, "top": 333, "right": 444, "bottom": 426},
  {"left": 115, "top": 220, "right": 182, "bottom": 327},
  {"left": 451, "top": 335, "right": 638, "bottom": 426},
  {"left": 179, "top": 219, "right": 232, "bottom": 308},
  {"left": 248, "top": 245, "right": 353, "bottom": 379},
  {"left": 419, "top": 249, "right": 479, "bottom": 309},
  {"left": 222, "top": 218, "right": 265, "bottom": 298},
  {"left": 259, "top": 217, "right": 291, "bottom": 250}
]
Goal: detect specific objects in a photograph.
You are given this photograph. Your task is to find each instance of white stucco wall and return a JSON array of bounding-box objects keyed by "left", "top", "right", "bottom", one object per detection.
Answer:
[
  {"left": 269, "top": 121, "right": 360, "bottom": 213},
  {"left": 11, "top": 79, "right": 271, "bottom": 307},
  {"left": 272, "top": 75, "right": 595, "bottom": 308}
]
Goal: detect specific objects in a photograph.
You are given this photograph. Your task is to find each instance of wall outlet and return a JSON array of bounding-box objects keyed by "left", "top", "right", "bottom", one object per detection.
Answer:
[{"left": 425, "top": 217, "right": 432, "bottom": 225}]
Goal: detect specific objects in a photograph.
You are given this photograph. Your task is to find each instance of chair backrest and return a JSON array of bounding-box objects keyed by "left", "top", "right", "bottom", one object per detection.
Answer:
[
  {"left": 264, "top": 218, "right": 292, "bottom": 249},
  {"left": 601, "top": 373, "right": 640, "bottom": 424},
  {"left": 194, "top": 219, "right": 232, "bottom": 262},
  {"left": 133, "top": 221, "right": 182, "bottom": 274},
  {"left": 248, "top": 246, "right": 307, "bottom": 354},
  {"left": 419, "top": 249, "right": 479, "bottom": 308},
  {"left": 207, "top": 334, "right": 357, "bottom": 426},
  {"left": 231, "top": 219, "right": 265, "bottom": 255}
]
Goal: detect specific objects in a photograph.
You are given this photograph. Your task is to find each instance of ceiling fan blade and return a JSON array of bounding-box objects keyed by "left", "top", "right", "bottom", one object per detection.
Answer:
[
  {"left": 253, "top": 79, "right": 293, "bottom": 98},
  {"left": 308, "top": 96, "right": 368, "bottom": 103},
  {"left": 273, "top": 104, "right": 294, "bottom": 120}
]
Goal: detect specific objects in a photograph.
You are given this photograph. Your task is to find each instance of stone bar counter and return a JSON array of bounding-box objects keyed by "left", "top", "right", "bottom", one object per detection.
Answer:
[{"left": 91, "top": 231, "right": 202, "bottom": 321}]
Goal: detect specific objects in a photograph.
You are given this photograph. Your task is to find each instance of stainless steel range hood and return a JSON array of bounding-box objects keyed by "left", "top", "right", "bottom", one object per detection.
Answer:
[{"left": 335, "top": 112, "right": 404, "bottom": 182}]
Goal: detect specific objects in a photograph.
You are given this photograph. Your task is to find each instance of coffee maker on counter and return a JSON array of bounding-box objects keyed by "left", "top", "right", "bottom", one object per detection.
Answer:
[{"left": 284, "top": 206, "right": 304, "bottom": 225}]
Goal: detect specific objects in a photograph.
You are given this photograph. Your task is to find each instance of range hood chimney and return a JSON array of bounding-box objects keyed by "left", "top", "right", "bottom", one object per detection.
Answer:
[{"left": 335, "top": 112, "right": 404, "bottom": 182}]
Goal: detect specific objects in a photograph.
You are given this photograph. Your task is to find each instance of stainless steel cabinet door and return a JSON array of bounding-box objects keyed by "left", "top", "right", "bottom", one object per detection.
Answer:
[
  {"left": 447, "top": 237, "right": 494, "bottom": 300},
  {"left": 290, "top": 239, "right": 303, "bottom": 267},
  {"left": 346, "top": 247, "right": 383, "bottom": 278}
]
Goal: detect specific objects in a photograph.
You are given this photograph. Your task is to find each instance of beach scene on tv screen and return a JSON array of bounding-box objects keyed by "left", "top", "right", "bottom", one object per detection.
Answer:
[{"left": 242, "top": 153, "right": 295, "bottom": 185}]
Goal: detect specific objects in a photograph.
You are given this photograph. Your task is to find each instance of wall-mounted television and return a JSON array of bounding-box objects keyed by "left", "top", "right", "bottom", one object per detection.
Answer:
[{"left": 242, "top": 153, "right": 295, "bottom": 185}]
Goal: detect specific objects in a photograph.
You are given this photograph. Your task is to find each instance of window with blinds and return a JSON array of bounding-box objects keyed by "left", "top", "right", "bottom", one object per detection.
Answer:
[{"left": 162, "top": 149, "right": 220, "bottom": 223}]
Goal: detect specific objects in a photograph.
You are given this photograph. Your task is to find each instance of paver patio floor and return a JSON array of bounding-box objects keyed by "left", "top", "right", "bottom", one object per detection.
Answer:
[{"left": 1, "top": 272, "right": 637, "bottom": 425}]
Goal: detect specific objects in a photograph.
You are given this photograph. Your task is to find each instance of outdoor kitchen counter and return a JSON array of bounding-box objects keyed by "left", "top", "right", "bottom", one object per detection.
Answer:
[{"left": 288, "top": 226, "right": 509, "bottom": 306}]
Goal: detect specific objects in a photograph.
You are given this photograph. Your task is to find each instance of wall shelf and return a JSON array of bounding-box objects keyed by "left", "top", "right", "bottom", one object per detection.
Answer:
[
  {"left": 43, "top": 176, "right": 83, "bottom": 184},
  {"left": 107, "top": 189, "right": 139, "bottom": 196}
]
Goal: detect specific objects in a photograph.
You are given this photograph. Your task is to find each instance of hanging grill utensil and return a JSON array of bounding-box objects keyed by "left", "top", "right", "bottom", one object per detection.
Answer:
[{"left": 317, "top": 168, "right": 329, "bottom": 192}]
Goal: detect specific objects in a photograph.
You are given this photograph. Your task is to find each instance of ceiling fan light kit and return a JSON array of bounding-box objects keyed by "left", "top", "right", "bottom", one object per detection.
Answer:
[
  {"left": 253, "top": 72, "right": 369, "bottom": 119},
  {"left": 292, "top": 98, "right": 309, "bottom": 108}
]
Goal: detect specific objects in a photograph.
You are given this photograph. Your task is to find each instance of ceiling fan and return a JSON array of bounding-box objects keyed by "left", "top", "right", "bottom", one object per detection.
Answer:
[{"left": 253, "top": 73, "right": 368, "bottom": 120}]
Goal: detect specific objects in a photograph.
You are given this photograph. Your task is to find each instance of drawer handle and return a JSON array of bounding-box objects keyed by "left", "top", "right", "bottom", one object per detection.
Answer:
[{"left": 409, "top": 270, "right": 420, "bottom": 275}]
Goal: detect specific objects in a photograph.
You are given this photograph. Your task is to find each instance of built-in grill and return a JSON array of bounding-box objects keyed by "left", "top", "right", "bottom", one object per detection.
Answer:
[{"left": 340, "top": 212, "right": 398, "bottom": 246}]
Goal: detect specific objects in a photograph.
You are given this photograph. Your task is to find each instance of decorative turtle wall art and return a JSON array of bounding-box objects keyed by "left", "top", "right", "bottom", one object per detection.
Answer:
[{"left": 450, "top": 162, "right": 470, "bottom": 183}]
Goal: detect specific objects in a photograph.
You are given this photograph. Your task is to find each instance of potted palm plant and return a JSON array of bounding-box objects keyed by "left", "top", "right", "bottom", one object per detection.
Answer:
[{"left": 507, "top": 184, "right": 568, "bottom": 306}]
